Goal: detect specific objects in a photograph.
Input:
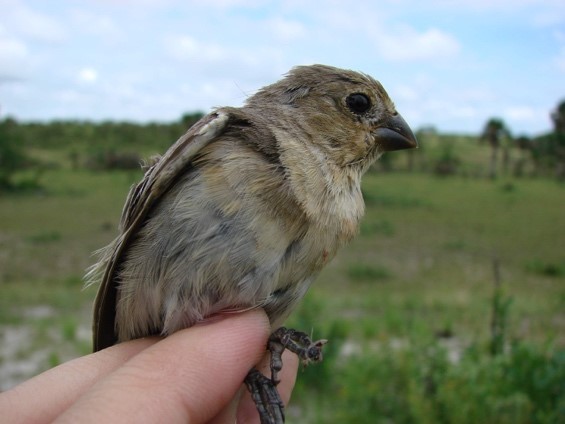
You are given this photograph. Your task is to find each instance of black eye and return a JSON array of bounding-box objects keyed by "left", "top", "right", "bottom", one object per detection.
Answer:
[{"left": 346, "top": 93, "right": 371, "bottom": 114}]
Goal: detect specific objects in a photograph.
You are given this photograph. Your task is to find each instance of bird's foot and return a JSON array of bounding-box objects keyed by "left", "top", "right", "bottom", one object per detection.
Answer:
[
  {"left": 245, "top": 327, "right": 327, "bottom": 424},
  {"left": 268, "top": 327, "right": 327, "bottom": 385},
  {"left": 245, "top": 367, "right": 285, "bottom": 424}
]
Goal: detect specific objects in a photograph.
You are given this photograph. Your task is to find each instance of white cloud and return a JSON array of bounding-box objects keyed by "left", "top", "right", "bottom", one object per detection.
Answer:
[
  {"left": 371, "top": 26, "right": 461, "bottom": 62},
  {"left": 54, "top": 88, "right": 84, "bottom": 104},
  {"left": 195, "top": 0, "right": 266, "bottom": 10},
  {"left": 421, "top": 0, "right": 563, "bottom": 11},
  {"left": 0, "top": 36, "right": 30, "bottom": 80},
  {"left": 0, "top": 1, "right": 65, "bottom": 83},
  {"left": 0, "top": 0, "right": 559, "bottom": 135},
  {"left": 555, "top": 30, "right": 565, "bottom": 43},
  {"left": 504, "top": 106, "right": 538, "bottom": 121},
  {"left": 307, "top": 3, "right": 462, "bottom": 63},
  {"left": 163, "top": 34, "right": 285, "bottom": 84},
  {"left": 532, "top": 10, "right": 565, "bottom": 28},
  {"left": 555, "top": 49, "right": 565, "bottom": 72},
  {"left": 393, "top": 84, "right": 419, "bottom": 102},
  {"left": 553, "top": 31, "right": 565, "bottom": 72},
  {"left": 451, "top": 106, "right": 479, "bottom": 119},
  {"left": 69, "top": 9, "right": 123, "bottom": 42},
  {"left": 165, "top": 35, "right": 226, "bottom": 63},
  {"left": 77, "top": 67, "right": 98, "bottom": 84},
  {"left": 388, "top": 0, "right": 565, "bottom": 31},
  {"left": 3, "top": 1, "right": 67, "bottom": 43},
  {"left": 266, "top": 17, "right": 307, "bottom": 41}
]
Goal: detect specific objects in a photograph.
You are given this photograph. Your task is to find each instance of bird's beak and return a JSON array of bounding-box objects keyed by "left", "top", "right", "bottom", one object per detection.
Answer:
[{"left": 373, "top": 113, "right": 418, "bottom": 151}]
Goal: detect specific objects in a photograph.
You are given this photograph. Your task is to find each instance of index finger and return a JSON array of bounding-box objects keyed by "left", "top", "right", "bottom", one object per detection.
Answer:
[{"left": 55, "top": 310, "right": 270, "bottom": 424}]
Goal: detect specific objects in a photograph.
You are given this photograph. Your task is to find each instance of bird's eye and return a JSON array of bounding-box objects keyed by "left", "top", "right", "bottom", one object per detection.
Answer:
[{"left": 346, "top": 93, "right": 371, "bottom": 115}]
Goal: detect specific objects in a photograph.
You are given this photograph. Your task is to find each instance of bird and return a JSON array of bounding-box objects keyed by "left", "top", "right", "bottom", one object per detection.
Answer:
[{"left": 88, "top": 64, "right": 417, "bottom": 423}]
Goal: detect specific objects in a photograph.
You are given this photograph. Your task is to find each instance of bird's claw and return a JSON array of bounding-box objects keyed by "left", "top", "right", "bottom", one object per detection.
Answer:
[
  {"left": 268, "top": 327, "right": 327, "bottom": 383},
  {"left": 245, "top": 367, "right": 285, "bottom": 424},
  {"left": 245, "top": 327, "right": 327, "bottom": 424}
]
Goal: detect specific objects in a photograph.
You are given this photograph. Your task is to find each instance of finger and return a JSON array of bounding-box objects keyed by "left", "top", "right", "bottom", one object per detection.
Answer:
[
  {"left": 54, "top": 309, "right": 270, "bottom": 424},
  {"left": 0, "top": 337, "right": 157, "bottom": 424},
  {"left": 206, "top": 386, "right": 245, "bottom": 424},
  {"left": 235, "top": 349, "right": 299, "bottom": 424}
]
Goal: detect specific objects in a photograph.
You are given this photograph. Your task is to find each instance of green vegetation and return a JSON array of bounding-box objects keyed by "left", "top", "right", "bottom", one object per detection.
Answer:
[
  {"left": 0, "top": 113, "right": 564, "bottom": 421},
  {"left": 287, "top": 173, "right": 565, "bottom": 423}
]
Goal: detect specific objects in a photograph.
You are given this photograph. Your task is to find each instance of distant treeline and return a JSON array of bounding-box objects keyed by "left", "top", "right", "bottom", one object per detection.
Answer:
[
  {"left": 0, "top": 112, "right": 204, "bottom": 187},
  {"left": 1, "top": 100, "right": 565, "bottom": 190},
  {"left": 1, "top": 112, "right": 204, "bottom": 151}
]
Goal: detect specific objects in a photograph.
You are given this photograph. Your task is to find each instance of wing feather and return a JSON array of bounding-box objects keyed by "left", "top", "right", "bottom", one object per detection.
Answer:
[{"left": 91, "top": 111, "right": 230, "bottom": 350}]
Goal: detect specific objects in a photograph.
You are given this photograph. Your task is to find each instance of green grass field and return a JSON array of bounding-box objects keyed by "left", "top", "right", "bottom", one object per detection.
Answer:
[{"left": 1, "top": 143, "right": 564, "bottom": 422}]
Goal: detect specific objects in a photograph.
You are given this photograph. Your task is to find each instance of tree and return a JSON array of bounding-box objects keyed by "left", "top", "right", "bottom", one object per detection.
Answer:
[
  {"left": 0, "top": 117, "right": 27, "bottom": 190},
  {"left": 550, "top": 99, "right": 565, "bottom": 134},
  {"left": 513, "top": 135, "right": 531, "bottom": 177},
  {"left": 529, "top": 100, "right": 565, "bottom": 179},
  {"left": 480, "top": 118, "right": 512, "bottom": 179},
  {"left": 550, "top": 100, "right": 565, "bottom": 179}
]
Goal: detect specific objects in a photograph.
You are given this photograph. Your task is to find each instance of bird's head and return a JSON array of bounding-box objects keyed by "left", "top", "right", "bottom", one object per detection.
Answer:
[{"left": 246, "top": 64, "right": 417, "bottom": 171}]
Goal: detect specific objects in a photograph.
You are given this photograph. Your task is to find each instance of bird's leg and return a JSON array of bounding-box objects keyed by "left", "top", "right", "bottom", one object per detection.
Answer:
[
  {"left": 244, "top": 327, "right": 327, "bottom": 424},
  {"left": 268, "top": 327, "right": 328, "bottom": 385},
  {"left": 244, "top": 367, "right": 285, "bottom": 424}
]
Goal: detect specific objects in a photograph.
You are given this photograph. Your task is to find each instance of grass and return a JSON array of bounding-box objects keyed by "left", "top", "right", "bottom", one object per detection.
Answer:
[
  {"left": 285, "top": 172, "right": 565, "bottom": 422},
  {"left": 347, "top": 263, "right": 392, "bottom": 281},
  {"left": 0, "top": 143, "right": 564, "bottom": 420}
]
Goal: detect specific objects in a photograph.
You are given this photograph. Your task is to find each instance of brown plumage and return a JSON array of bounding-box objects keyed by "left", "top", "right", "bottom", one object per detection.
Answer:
[{"left": 88, "top": 64, "right": 417, "bottom": 355}]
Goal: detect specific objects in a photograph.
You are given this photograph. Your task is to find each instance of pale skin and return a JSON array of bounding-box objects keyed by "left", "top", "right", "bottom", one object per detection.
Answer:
[{"left": 0, "top": 310, "right": 298, "bottom": 424}]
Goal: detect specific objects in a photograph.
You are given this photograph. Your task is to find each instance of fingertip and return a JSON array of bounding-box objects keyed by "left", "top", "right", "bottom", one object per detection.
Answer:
[
  {"left": 227, "top": 308, "right": 271, "bottom": 336},
  {"left": 180, "top": 308, "right": 271, "bottom": 362},
  {"left": 243, "top": 308, "right": 271, "bottom": 342}
]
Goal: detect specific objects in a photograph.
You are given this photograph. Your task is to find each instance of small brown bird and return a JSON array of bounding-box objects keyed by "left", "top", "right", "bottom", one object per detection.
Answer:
[{"left": 88, "top": 64, "right": 417, "bottom": 423}]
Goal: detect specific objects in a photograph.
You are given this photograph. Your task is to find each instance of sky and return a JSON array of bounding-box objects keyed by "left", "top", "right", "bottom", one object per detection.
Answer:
[{"left": 0, "top": 0, "right": 564, "bottom": 136}]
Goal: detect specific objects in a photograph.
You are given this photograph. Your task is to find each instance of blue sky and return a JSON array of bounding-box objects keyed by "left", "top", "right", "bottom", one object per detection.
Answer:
[{"left": 0, "top": 0, "right": 564, "bottom": 135}]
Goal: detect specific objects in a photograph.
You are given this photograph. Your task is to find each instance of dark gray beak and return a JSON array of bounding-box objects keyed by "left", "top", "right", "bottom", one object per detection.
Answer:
[{"left": 373, "top": 113, "right": 418, "bottom": 151}]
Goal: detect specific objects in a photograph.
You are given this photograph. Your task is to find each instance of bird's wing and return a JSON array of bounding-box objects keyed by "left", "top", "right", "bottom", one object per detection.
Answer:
[{"left": 92, "top": 111, "right": 230, "bottom": 351}]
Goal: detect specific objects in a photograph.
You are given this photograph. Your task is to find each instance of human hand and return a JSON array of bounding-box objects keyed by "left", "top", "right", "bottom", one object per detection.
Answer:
[{"left": 0, "top": 310, "right": 298, "bottom": 424}]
